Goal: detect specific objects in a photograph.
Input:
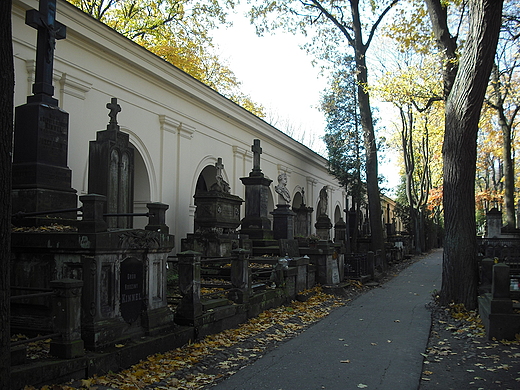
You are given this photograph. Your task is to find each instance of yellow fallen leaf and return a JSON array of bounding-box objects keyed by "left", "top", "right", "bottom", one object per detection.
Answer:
[{"left": 115, "top": 344, "right": 125, "bottom": 348}]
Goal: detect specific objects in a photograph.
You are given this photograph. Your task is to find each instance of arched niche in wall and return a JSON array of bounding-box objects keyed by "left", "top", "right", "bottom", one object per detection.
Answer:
[
  {"left": 132, "top": 146, "right": 151, "bottom": 229},
  {"left": 195, "top": 164, "right": 218, "bottom": 193},
  {"left": 292, "top": 191, "right": 304, "bottom": 209},
  {"left": 334, "top": 205, "right": 342, "bottom": 224}
]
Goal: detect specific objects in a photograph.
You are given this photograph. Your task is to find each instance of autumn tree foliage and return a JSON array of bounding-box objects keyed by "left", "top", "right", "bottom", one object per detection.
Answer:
[
  {"left": 66, "top": 0, "right": 265, "bottom": 117},
  {"left": 374, "top": 50, "right": 444, "bottom": 253},
  {"left": 482, "top": 6, "right": 520, "bottom": 228},
  {"left": 0, "top": 0, "right": 13, "bottom": 387}
]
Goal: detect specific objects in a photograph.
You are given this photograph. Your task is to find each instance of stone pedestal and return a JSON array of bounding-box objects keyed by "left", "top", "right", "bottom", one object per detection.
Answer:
[
  {"left": 315, "top": 215, "right": 333, "bottom": 241},
  {"left": 12, "top": 102, "right": 77, "bottom": 225},
  {"left": 175, "top": 251, "right": 202, "bottom": 325},
  {"left": 271, "top": 204, "right": 296, "bottom": 240},
  {"left": 50, "top": 278, "right": 84, "bottom": 359},
  {"left": 334, "top": 218, "right": 347, "bottom": 244},
  {"left": 240, "top": 175, "right": 273, "bottom": 240},
  {"left": 478, "top": 262, "right": 520, "bottom": 340},
  {"left": 228, "top": 249, "right": 251, "bottom": 304},
  {"left": 146, "top": 202, "right": 170, "bottom": 234}
]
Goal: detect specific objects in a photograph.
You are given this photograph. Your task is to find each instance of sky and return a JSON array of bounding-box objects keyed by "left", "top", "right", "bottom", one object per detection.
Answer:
[{"left": 211, "top": 10, "right": 401, "bottom": 195}]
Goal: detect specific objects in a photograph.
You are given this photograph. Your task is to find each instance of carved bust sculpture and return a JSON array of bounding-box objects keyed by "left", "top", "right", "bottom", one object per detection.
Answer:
[{"left": 275, "top": 172, "right": 291, "bottom": 204}]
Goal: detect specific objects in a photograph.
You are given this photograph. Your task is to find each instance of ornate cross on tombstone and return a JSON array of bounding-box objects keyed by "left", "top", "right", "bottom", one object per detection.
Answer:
[
  {"left": 215, "top": 157, "right": 224, "bottom": 178},
  {"left": 251, "top": 139, "right": 262, "bottom": 174},
  {"left": 25, "top": 0, "right": 66, "bottom": 105},
  {"left": 106, "top": 98, "right": 121, "bottom": 130}
]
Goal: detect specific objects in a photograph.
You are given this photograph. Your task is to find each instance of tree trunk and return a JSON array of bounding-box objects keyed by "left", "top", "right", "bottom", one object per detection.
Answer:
[
  {"left": 0, "top": 0, "right": 13, "bottom": 387},
  {"left": 424, "top": 0, "right": 459, "bottom": 98},
  {"left": 501, "top": 112, "right": 515, "bottom": 228},
  {"left": 350, "top": 0, "right": 385, "bottom": 259},
  {"left": 441, "top": 0, "right": 503, "bottom": 309}
]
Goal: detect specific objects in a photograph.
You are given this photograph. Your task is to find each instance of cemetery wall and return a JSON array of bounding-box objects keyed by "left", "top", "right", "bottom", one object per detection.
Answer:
[{"left": 12, "top": 0, "right": 346, "bottom": 251}]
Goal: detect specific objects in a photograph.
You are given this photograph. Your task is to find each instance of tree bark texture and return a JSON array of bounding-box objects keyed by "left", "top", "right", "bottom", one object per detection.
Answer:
[
  {"left": 441, "top": 0, "right": 503, "bottom": 309},
  {"left": 0, "top": 0, "right": 13, "bottom": 387}
]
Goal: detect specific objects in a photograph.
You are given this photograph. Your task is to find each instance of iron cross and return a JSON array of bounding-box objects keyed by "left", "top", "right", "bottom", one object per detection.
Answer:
[{"left": 26, "top": 0, "right": 66, "bottom": 104}]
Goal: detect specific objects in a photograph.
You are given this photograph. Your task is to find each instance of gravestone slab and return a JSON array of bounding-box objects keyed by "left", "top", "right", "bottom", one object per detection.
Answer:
[{"left": 120, "top": 257, "right": 144, "bottom": 324}]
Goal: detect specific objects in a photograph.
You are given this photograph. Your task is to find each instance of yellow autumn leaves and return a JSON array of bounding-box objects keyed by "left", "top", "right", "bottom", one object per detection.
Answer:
[{"left": 27, "top": 286, "right": 345, "bottom": 390}]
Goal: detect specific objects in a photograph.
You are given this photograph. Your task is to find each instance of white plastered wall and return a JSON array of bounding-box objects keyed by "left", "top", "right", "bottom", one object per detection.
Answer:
[{"left": 12, "top": 0, "right": 347, "bottom": 252}]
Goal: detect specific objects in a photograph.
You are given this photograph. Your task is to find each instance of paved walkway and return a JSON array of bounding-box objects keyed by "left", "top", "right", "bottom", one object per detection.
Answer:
[{"left": 210, "top": 249, "right": 443, "bottom": 390}]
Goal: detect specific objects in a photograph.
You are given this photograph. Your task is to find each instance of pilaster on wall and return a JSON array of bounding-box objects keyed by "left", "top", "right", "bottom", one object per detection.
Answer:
[
  {"left": 25, "top": 60, "right": 93, "bottom": 106},
  {"left": 159, "top": 115, "right": 181, "bottom": 225},
  {"left": 328, "top": 186, "right": 335, "bottom": 221},
  {"left": 233, "top": 145, "right": 247, "bottom": 198},
  {"left": 277, "top": 164, "right": 292, "bottom": 177},
  {"left": 59, "top": 73, "right": 92, "bottom": 101},
  {"left": 306, "top": 176, "right": 318, "bottom": 233},
  {"left": 159, "top": 115, "right": 195, "bottom": 251}
]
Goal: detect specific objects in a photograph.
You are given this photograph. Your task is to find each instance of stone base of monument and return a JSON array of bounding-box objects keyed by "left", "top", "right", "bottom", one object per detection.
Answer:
[
  {"left": 271, "top": 204, "right": 296, "bottom": 240},
  {"left": 478, "top": 262, "right": 520, "bottom": 340},
  {"left": 478, "top": 293, "right": 520, "bottom": 340},
  {"left": 315, "top": 215, "right": 333, "bottom": 241},
  {"left": 301, "top": 241, "right": 344, "bottom": 286},
  {"left": 12, "top": 101, "right": 78, "bottom": 226}
]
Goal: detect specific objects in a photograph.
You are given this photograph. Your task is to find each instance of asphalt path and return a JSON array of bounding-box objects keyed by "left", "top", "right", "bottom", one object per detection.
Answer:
[{"left": 210, "top": 249, "right": 443, "bottom": 390}]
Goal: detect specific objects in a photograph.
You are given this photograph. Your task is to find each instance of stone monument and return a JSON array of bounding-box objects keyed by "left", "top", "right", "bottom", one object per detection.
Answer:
[
  {"left": 240, "top": 139, "right": 274, "bottom": 240},
  {"left": 182, "top": 157, "right": 245, "bottom": 256},
  {"left": 315, "top": 186, "right": 333, "bottom": 240},
  {"left": 293, "top": 188, "right": 313, "bottom": 238},
  {"left": 12, "top": 0, "right": 77, "bottom": 225},
  {"left": 271, "top": 172, "right": 296, "bottom": 239},
  {"left": 88, "top": 98, "right": 135, "bottom": 229}
]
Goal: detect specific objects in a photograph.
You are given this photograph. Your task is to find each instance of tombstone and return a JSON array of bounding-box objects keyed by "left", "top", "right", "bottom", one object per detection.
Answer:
[
  {"left": 315, "top": 186, "right": 333, "bottom": 240},
  {"left": 12, "top": 0, "right": 77, "bottom": 225},
  {"left": 271, "top": 172, "right": 296, "bottom": 239},
  {"left": 240, "top": 139, "right": 274, "bottom": 240},
  {"left": 486, "top": 207, "right": 503, "bottom": 238},
  {"left": 293, "top": 188, "right": 313, "bottom": 237},
  {"left": 182, "top": 158, "right": 245, "bottom": 256},
  {"left": 88, "top": 98, "right": 135, "bottom": 229},
  {"left": 334, "top": 218, "right": 347, "bottom": 244}
]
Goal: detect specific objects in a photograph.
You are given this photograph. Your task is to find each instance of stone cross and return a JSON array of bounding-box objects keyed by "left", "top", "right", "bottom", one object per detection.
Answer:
[
  {"left": 106, "top": 98, "right": 121, "bottom": 130},
  {"left": 25, "top": 0, "right": 66, "bottom": 104},
  {"left": 252, "top": 139, "right": 262, "bottom": 173},
  {"left": 215, "top": 157, "right": 224, "bottom": 178}
]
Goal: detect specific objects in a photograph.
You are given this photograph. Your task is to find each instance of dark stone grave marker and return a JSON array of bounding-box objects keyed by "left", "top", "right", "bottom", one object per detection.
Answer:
[
  {"left": 88, "top": 98, "right": 135, "bottom": 228},
  {"left": 12, "top": 0, "right": 77, "bottom": 224}
]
